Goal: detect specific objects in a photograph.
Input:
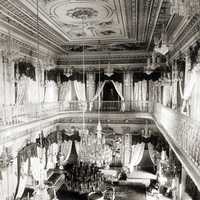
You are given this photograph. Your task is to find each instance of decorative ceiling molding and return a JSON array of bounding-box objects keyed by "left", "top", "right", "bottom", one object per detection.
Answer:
[
  {"left": 45, "top": 0, "right": 128, "bottom": 41},
  {"left": 169, "top": 16, "right": 200, "bottom": 60},
  {"left": 0, "top": 0, "right": 67, "bottom": 53},
  {"left": 147, "top": 0, "right": 164, "bottom": 50}
]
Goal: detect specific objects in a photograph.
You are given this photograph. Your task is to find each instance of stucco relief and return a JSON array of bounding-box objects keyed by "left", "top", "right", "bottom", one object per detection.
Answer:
[{"left": 45, "top": 0, "right": 127, "bottom": 40}]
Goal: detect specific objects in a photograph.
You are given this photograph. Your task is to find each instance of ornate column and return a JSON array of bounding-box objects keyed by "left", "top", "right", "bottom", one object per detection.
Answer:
[
  {"left": 86, "top": 71, "right": 95, "bottom": 101},
  {"left": 123, "top": 71, "right": 134, "bottom": 111}
]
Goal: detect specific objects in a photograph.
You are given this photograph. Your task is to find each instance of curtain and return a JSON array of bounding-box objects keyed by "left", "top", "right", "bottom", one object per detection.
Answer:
[
  {"left": 31, "top": 147, "right": 47, "bottom": 182},
  {"left": 59, "top": 81, "right": 72, "bottom": 102},
  {"left": 75, "top": 141, "right": 80, "bottom": 157},
  {"left": 89, "top": 81, "right": 107, "bottom": 111},
  {"left": 59, "top": 81, "right": 72, "bottom": 109},
  {"left": 134, "top": 80, "right": 148, "bottom": 110},
  {"left": 0, "top": 158, "right": 18, "bottom": 200},
  {"left": 16, "top": 159, "right": 29, "bottom": 199},
  {"left": 180, "top": 67, "right": 200, "bottom": 119},
  {"left": 46, "top": 143, "right": 59, "bottom": 170},
  {"left": 111, "top": 80, "right": 125, "bottom": 111},
  {"left": 31, "top": 157, "right": 41, "bottom": 182},
  {"left": 148, "top": 143, "right": 156, "bottom": 165},
  {"left": 27, "top": 78, "right": 37, "bottom": 104},
  {"left": 16, "top": 75, "right": 27, "bottom": 105},
  {"left": 60, "top": 141, "right": 72, "bottom": 166},
  {"left": 129, "top": 142, "right": 145, "bottom": 173},
  {"left": 189, "top": 68, "right": 200, "bottom": 121},
  {"left": 162, "top": 84, "right": 172, "bottom": 107},
  {"left": 44, "top": 80, "right": 58, "bottom": 103},
  {"left": 74, "top": 80, "right": 87, "bottom": 110}
]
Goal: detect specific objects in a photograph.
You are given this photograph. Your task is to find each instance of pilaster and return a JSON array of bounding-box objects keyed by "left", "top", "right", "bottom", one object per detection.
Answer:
[{"left": 123, "top": 71, "right": 134, "bottom": 111}]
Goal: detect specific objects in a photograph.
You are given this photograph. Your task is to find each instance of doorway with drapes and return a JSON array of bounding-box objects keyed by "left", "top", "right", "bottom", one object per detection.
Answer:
[{"left": 89, "top": 73, "right": 125, "bottom": 112}]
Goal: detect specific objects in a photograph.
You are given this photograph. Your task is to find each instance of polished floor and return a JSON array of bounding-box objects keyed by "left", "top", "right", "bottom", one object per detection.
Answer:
[{"left": 57, "top": 185, "right": 146, "bottom": 200}]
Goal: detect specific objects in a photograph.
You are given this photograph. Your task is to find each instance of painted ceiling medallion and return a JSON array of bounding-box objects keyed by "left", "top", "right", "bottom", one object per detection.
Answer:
[
  {"left": 45, "top": 0, "right": 127, "bottom": 41},
  {"left": 66, "top": 7, "right": 98, "bottom": 19}
]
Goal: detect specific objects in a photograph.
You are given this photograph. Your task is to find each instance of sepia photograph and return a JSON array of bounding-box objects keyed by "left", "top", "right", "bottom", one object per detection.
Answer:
[{"left": 0, "top": 0, "right": 200, "bottom": 199}]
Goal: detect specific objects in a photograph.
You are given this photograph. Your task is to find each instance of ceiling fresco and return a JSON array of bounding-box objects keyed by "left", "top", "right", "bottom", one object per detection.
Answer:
[{"left": 44, "top": 0, "right": 128, "bottom": 41}]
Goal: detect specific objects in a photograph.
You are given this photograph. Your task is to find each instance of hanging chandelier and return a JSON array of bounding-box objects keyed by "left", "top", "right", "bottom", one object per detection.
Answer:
[
  {"left": 144, "top": 52, "right": 160, "bottom": 75},
  {"left": 64, "top": 67, "right": 73, "bottom": 77},
  {"left": 104, "top": 60, "right": 114, "bottom": 77},
  {"left": 96, "top": 54, "right": 105, "bottom": 145},
  {"left": 104, "top": 53, "right": 114, "bottom": 77},
  {"left": 33, "top": 1, "right": 50, "bottom": 199}
]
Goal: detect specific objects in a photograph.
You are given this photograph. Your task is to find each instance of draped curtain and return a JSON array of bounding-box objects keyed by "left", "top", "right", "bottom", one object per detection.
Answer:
[
  {"left": 59, "top": 81, "right": 72, "bottom": 109},
  {"left": 75, "top": 141, "right": 80, "bottom": 157},
  {"left": 148, "top": 143, "right": 157, "bottom": 165},
  {"left": 46, "top": 143, "right": 59, "bottom": 170},
  {"left": 0, "top": 158, "right": 18, "bottom": 200},
  {"left": 16, "top": 75, "right": 43, "bottom": 105},
  {"left": 171, "top": 81, "right": 178, "bottom": 109},
  {"left": 89, "top": 80, "right": 125, "bottom": 111},
  {"left": 60, "top": 141, "right": 72, "bottom": 166},
  {"left": 129, "top": 142, "right": 145, "bottom": 173},
  {"left": 111, "top": 80, "right": 125, "bottom": 111},
  {"left": 16, "top": 75, "right": 27, "bottom": 105},
  {"left": 59, "top": 81, "right": 72, "bottom": 102},
  {"left": 74, "top": 80, "right": 87, "bottom": 110},
  {"left": 89, "top": 81, "right": 106, "bottom": 111},
  {"left": 31, "top": 147, "right": 47, "bottom": 182},
  {"left": 44, "top": 80, "right": 58, "bottom": 103},
  {"left": 182, "top": 66, "right": 200, "bottom": 121},
  {"left": 134, "top": 80, "right": 148, "bottom": 110},
  {"left": 162, "top": 84, "right": 172, "bottom": 107},
  {"left": 16, "top": 160, "right": 29, "bottom": 199}
]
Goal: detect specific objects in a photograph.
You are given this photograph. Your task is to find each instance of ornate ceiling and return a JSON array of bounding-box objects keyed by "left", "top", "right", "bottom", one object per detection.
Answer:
[
  {"left": 0, "top": 0, "right": 176, "bottom": 68},
  {"left": 45, "top": 0, "right": 128, "bottom": 41}
]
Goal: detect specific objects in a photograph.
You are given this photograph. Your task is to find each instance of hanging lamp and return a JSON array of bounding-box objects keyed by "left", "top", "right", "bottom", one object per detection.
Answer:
[
  {"left": 96, "top": 50, "right": 103, "bottom": 142},
  {"left": 33, "top": 1, "right": 50, "bottom": 199}
]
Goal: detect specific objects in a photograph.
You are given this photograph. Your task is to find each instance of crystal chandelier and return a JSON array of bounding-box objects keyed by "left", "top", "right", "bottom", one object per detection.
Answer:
[
  {"left": 104, "top": 60, "right": 114, "bottom": 77},
  {"left": 64, "top": 67, "right": 73, "bottom": 77},
  {"left": 144, "top": 52, "right": 160, "bottom": 75}
]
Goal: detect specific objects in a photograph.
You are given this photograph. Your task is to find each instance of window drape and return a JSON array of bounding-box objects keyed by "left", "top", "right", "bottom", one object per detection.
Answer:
[
  {"left": 148, "top": 143, "right": 156, "bottom": 165},
  {"left": 46, "top": 143, "right": 59, "bottom": 170},
  {"left": 134, "top": 80, "right": 148, "bottom": 109},
  {"left": 162, "top": 84, "right": 172, "bottom": 107},
  {"left": 89, "top": 80, "right": 125, "bottom": 111},
  {"left": 60, "top": 141, "right": 72, "bottom": 166},
  {"left": 16, "top": 160, "right": 29, "bottom": 199},
  {"left": 89, "top": 81, "right": 106, "bottom": 111},
  {"left": 16, "top": 75, "right": 27, "bottom": 105},
  {"left": 44, "top": 80, "right": 58, "bottom": 103},
  {"left": 111, "top": 80, "right": 125, "bottom": 111},
  {"left": 0, "top": 158, "right": 18, "bottom": 200},
  {"left": 129, "top": 142, "right": 145, "bottom": 173},
  {"left": 74, "top": 80, "right": 87, "bottom": 110},
  {"left": 182, "top": 66, "right": 200, "bottom": 121}
]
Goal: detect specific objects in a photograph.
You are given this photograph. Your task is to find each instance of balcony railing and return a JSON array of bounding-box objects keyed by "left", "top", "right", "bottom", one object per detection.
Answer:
[
  {"left": 153, "top": 103, "right": 200, "bottom": 189},
  {"left": 0, "top": 100, "right": 153, "bottom": 128}
]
